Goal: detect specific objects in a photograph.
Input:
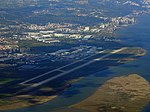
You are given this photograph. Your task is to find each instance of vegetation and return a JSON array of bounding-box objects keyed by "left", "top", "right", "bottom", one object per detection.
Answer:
[
  {"left": 0, "top": 95, "right": 57, "bottom": 111},
  {"left": 0, "top": 0, "right": 37, "bottom": 9},
  {"left": 18, "top": 39, "right": 51, "bottom": 48},
  {"left": 0, "top": 78, "right": 15, "bottom": 85},
  {"left": 72, "top": 74, "right": 150, "bottom": 112}
]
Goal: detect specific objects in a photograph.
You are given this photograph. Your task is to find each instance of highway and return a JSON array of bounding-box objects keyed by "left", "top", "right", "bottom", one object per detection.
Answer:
[{"left": 16, "top": 47, "right": 127, "bottom": 94}]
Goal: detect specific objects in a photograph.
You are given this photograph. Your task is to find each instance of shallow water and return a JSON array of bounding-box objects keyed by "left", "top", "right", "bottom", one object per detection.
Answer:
[{"left": 3, "top": 13, "right": 150, "bottom": 112}]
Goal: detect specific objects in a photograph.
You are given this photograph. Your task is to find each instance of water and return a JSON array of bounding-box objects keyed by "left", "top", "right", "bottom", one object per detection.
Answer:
[
  {"left": 3, "top": 13, "right": 150, "bottom": 112},
  {"left": 112, "top": 13, "right": 150, "bottom": 112}
]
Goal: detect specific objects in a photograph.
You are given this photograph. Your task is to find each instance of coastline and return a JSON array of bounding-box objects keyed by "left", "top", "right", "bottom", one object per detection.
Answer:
[
  {"left": 0, "top": 8, "right": 150, "bottom": 112},
  {"left": 72, "top": 74, "right": 150, "bottom": 112},
  {"left": 0, "top": 95, "right": 57, "bottom": 111},
  {"left": 0, "top": 47, "right": 146, "bottom": 111}
]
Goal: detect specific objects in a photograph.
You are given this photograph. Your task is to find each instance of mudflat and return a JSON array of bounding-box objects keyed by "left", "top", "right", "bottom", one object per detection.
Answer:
[{"left": 72, "top": 74, "right": 150, "bottom": 112}]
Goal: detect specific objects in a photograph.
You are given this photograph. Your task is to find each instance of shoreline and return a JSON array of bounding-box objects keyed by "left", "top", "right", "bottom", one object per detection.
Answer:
[
  {"left": 72, "top": 74, "right": 150, "bottom": 112},
  {"left": 0, "top": 95, "right": 57, "bottom": 111},
  {"left": 0, "top": 47, "right": 146, "bottom": 111}
]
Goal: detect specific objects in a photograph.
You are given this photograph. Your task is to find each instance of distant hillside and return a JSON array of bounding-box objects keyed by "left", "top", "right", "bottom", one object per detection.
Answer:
[
  {"left": 0, "top": 0, "right": 38, "bottom": 8},
  {"left": 0, "top": 0, "right": 150, "bottom": 25},
  {"left": 0, "top": 0, "right": 148, "bottom": 9}
]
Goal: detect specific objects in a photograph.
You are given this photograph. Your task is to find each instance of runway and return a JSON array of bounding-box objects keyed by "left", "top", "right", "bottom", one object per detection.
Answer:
[{"left": 16, "top": 47, "right": 127, "bottom": 94}]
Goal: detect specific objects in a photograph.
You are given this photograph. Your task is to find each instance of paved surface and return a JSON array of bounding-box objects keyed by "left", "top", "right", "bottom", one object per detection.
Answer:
[{"left": 16, "top": 48, "right": 127, "bottom": 94}]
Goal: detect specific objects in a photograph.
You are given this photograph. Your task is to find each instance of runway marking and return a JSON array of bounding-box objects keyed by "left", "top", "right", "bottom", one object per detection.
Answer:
[
  {"left": 16, "top": 48, "right": 127, "bottom": 94},
  {"left": 20, "top": 50, "right": 105, "bottom": 85}
]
